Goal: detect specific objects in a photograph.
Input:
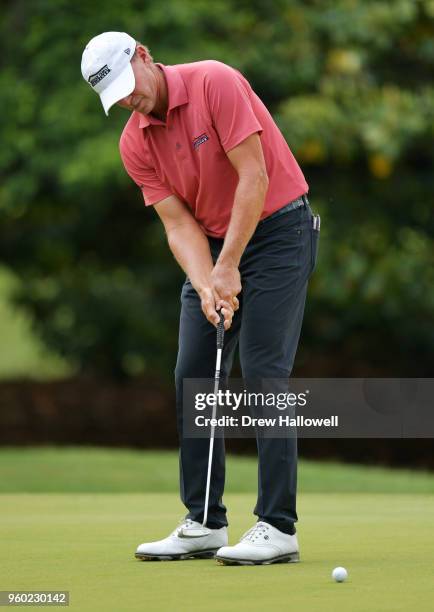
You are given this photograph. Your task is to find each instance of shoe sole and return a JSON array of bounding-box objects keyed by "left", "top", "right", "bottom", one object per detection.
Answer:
[
  {"left": 135, "top": 549, "right": 219, "bottom": 561},
  {"left": 216, "top": 551, "right": 300, "bottom": 566}
]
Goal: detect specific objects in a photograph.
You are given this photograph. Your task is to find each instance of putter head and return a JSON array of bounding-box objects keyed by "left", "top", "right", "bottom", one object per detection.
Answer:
[{"left": 178, "top": 526, "right": 212, "bottom": 538}]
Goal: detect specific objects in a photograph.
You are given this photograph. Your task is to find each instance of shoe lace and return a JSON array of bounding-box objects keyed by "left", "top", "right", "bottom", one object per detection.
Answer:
[
  {"left": 240, "top": 522, "right": 270, "bottom": 543},
  {"left": 171, "top": 518, "right": 195, "bottom": 536}
]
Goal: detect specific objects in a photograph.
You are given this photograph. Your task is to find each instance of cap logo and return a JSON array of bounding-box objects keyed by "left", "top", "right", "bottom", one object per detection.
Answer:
[
  {"left": 88, "top": 64, "right": 111, "bottom": 87},
  {"left": 124, "top": 48, "right": 131, "bottom": 55}
]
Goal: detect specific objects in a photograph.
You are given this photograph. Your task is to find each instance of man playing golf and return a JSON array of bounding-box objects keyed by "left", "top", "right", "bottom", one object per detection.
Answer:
[{"left": 81, "top": 31, "right": 319, "bottom": 565}]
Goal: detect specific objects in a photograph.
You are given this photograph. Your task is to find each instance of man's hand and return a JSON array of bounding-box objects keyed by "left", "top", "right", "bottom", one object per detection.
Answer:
[
  {"left": 211, "top": 261, "right": 241, "bottom": 315},
  {"left": 198, "top": 287, "right": 236, "bottom": 330}
]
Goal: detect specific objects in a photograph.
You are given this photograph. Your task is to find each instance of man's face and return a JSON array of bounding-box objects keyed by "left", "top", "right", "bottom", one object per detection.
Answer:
[{"left": 116, "top": 52, "right": 159, "bottom": 115}]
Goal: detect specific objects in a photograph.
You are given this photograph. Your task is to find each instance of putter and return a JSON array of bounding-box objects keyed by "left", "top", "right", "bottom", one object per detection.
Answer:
[{"left": 179, "top": 310, "right": 225, "bottom": 538}]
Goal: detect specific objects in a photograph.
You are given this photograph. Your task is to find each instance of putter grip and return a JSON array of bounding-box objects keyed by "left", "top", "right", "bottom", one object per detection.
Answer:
[{"left": 217, "top": 311, "right": 225, "bottom": 349}]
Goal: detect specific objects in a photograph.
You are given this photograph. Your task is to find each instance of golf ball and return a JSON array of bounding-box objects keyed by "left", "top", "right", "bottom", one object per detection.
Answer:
[{"left": 332, "top": 566, "right": 348, "bottom": 582}]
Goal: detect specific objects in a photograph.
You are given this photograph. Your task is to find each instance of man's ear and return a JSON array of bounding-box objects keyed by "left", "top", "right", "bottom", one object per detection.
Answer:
[{"left": 135, "top": 45, "right": 151, "bottom": 63}]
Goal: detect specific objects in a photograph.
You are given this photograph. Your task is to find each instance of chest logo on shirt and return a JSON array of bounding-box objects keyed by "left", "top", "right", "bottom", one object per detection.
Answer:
[{"left": 192, "top": 133, "right": 209, "bottom": 150}]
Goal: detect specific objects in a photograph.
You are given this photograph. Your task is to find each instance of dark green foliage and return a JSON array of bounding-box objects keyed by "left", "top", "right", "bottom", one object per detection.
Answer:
[{"left": 0, "top": 0, "right": 433, "bottom": 378}]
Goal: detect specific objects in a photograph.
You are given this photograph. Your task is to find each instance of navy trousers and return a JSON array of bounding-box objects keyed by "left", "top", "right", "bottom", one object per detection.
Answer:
[{"left": 174, "top": 200, "right": 318, "bottom": 535}]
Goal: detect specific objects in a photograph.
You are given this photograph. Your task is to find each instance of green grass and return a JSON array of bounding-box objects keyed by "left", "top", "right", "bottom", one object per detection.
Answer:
[
  {"left": 0, "top": 446, "right": 433, "bottom": 493},
  {"left": 1, "top": 492, "right": 433, "bottom": 612},
  {"left": 0, "top": 267, "right": 71, "bottom": 380},
  {"left": 1, "top": 449, "right": 434, "bottom": 611}
]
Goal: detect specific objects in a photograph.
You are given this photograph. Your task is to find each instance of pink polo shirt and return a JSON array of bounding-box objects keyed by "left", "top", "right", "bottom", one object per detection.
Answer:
[{"left": 119, "top": 60, "right": 308, "bottom": 238}]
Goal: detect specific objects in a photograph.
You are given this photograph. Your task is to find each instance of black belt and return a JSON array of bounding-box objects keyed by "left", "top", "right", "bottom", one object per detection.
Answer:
[{"left": 259, "top": 194, "right": 309, "bottom": 225}]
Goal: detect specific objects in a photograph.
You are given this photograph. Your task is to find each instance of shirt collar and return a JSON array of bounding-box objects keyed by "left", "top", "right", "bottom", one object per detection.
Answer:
[{"left": 138, "top": 63, "right": 188, "bottom": 129}]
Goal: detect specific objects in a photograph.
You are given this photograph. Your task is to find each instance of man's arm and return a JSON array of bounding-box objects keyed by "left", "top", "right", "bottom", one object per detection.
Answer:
[
  {"left": 211, "top": 133, "right": 269, "bottom": 303},
  {"left": 154, "top": 195, "right": 235, "bottom": 328}
]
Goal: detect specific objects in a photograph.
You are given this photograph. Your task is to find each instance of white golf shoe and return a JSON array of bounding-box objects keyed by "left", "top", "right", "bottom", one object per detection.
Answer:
[
  {"left": 135, "top": 519, "right": 228, "bottom": 561},
  {"left": 215, "top": 521, "right": 300, "bottom": 566}
]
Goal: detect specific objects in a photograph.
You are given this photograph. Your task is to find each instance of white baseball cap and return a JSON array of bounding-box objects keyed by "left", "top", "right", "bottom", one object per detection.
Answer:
[{"left": 81, "top": 32, "right": 136, "bottom": 115}]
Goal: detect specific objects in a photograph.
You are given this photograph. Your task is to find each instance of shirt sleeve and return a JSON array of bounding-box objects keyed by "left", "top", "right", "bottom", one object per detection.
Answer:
[
  {"left": 204, "top": 61, "right": 263, "bottom": 153},
  {"left": 119, "top": 135, "right": 172, "bottom": 206}
]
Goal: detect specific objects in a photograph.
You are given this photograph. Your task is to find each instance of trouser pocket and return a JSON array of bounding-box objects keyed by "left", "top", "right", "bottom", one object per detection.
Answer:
[{"left": 310, "top": 214, "right": 320, "bottom": 273}]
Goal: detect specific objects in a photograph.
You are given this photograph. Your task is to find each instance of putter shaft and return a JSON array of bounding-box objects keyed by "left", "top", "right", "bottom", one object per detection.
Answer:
[{"left": 202, "top": 312, "right": 225, "bottom": 527}]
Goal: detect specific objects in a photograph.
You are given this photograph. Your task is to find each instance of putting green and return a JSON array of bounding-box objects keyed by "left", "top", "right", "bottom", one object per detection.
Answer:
[
  {"left": 1, "top": 492, "right": 433, "bottom": 611},
  {"left": 1, "top": 447, "right": 434, "bottom": 494}
]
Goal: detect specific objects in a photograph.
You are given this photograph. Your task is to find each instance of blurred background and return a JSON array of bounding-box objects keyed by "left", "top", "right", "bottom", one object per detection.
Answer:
[{"left": 1, "top": 0, "right": 433, "bottom": 469}]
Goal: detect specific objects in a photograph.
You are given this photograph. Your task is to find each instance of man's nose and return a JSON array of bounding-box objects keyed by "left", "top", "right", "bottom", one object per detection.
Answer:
[{"left": 119, "top": 94, "right": 133, "bottom": 106}]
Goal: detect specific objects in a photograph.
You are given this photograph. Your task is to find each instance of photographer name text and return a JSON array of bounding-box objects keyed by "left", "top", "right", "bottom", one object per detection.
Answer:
[{"left": 195, "top": 415, "right": 339, "bottom": 428}]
